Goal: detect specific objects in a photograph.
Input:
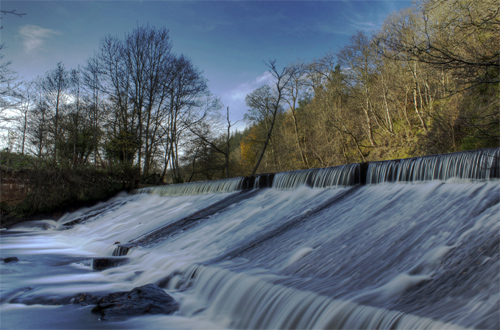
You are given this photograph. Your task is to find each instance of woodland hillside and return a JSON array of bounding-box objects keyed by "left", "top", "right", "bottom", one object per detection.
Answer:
[{"left": 1, "top": 0, "right": 498, "bottom": 183}]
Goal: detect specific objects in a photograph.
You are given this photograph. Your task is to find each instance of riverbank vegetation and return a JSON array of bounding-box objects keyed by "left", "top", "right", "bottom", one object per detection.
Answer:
[
  {"left": 0, "top": 150, "right": 139, "bottom": 227},
  {"left": 1, "top": 0, "right": 498, "bottom": 185}
]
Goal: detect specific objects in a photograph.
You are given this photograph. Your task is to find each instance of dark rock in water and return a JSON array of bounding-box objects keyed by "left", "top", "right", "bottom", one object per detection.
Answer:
[
  {"left": 91, "top": 284, "right": 178, "bottom": 319},
  {"left": 92, "top": 257, "right": 128, "bottom": 270},
  {"left": 11, "top": 220, "right": 55, "bottom": 230},
  {"left": 11, "top": 290, "right": 99, "bottom": 306},
  {"left": 71, "top": 293, "right": 99, "bottom": 306},
  {"left": 2, "top": 257, "right": 19, "bottom": 263},
  {"left": 112, "top": 244, "right": 131, "bottom": 256},
  {"left": 13, "top": 294, "right": 69, "bottom": 305}
]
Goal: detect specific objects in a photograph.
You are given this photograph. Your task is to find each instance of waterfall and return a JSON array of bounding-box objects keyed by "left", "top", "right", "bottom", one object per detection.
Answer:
[
  {"left": 181, "top": 265, "right": 465, "bottom": 330},
  {"left": 1, "top": 148, "right": 498, "bottom": 330},
  {"left": 139, "top": 177, "right": 244, "bottom": 196},
  {"left": 273, "top": 163, "right": 360, "bottom": 189},
  {"left": 367, "top": 148, "right": 499, "bottom": 184}
]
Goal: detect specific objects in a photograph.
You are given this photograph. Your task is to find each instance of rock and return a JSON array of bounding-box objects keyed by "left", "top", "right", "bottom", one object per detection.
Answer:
[
  {"left": 11, "top": 291, "right": 99, "bottom": 306},
  {"left": 2, "top": 257, "right": 19, "bottom": 263},
  {"left": 112, "top": 245, "right": 131, "bottom": 256},
  {"left": 71, "top": 293, "right": 98, "bottom": 306},
  {"left": 92, "top": 257, "right": 128, "bottom": 270},
  {"left": 91, "top": 284, "right": 178, "bottom": 319}
]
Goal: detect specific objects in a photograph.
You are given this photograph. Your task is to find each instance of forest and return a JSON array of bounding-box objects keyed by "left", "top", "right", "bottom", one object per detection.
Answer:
[{"left": 1, "top": 0, "right": 498, "bottom": 184}]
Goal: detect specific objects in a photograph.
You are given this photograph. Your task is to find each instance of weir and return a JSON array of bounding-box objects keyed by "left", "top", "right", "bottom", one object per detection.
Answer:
[
  {"left": 366, "top": 148, "right": 500, "bottom": 184},
  {"left": 139, "top": 148, "right": 500, "bottom": 196},
  {"left": 1, "top": 148, "right": 499, "bottom": 330},
  {"left": 138, "top": 176, "right": 245, "bottom": 196}
]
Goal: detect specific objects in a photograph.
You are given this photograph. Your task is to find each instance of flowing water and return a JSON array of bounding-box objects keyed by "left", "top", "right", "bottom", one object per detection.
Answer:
[{"left": 1, "top": 148, "right": 499, "bottom": 329}]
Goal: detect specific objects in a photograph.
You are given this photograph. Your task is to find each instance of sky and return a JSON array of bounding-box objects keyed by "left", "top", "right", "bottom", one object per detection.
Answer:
[{"left": 1, "top": 0, "right": 412, "bottom": 129}]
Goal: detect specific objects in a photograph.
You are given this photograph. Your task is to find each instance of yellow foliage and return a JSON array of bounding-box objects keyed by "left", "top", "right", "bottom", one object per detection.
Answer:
[{"left": 240, "top": 126, "right": 259, "bottom": 167}]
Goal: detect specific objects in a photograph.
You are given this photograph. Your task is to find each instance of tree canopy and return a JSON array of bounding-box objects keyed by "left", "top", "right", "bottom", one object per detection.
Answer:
[{"left": 3, "top": 0, "right": 498, "bottom": 182}]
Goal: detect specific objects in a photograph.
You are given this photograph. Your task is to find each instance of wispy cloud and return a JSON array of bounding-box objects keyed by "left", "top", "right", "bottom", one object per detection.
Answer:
[
  {"left": 346, "top": 1, "right": 403, "bottom": 34},
  {"left": 295, "top": 23, "right": 355, "bottom": 36},
  {"left": 348, "top": 17, "right": 378, "bottom": 33},
  {"left": 190, "top": 19, "right": 232, "bottom": 33},
  {"left": 225, "top": 71, "right": 274, "bottom": 102},
  {"left": 220, "top": 71, "right": 274, "bottom": 122},
  {"left": 18, "top": 25, "right": 60, "bottom": 52}
]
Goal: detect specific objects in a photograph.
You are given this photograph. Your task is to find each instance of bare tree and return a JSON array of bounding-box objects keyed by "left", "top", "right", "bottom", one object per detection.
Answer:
[
  {"left": 28, "top": 95, "right": 51, "bottom": 160},
  {"left": 245, "top": 60, "right": 296, "bottom": 176},
  {"left": 163, "top": 54, "right": 209, "bottom": 182},
  {"left": 14, "top": 81, "right": 35, "bottom": 155},
  {"left": 122, "top": 25, "right": 174, "bottom": 175},
  {"left": 0, "top": 9, "right": 26, "bottom": 18},
  {"left": 95, "top": 34, "right": 135, "bottom": 167},
  {"left": 82, "top": 56, "right": 104, "bottom": 167},
  {"left": 39, "top": 62, "right": 71, "bottom": 163},
  {"left": 0, "top": 45, "right": 21, "bottom": 122},
  {"left": 0, "top": 9, "right": 26, "bottom": 29},
  {"left": 338, "top": 31, "right": 378, "bottom": 147},
  {"left": 283, "top": 61, "right": 309, "bottom": 168},
  {"left": 224, "top": 107, "right": 240, "bottom": 178},
  {"left": 93, "top": 26, "right": 210, "bottom": 179},
  {"left": 188, "top": 106, "right": 240, "bottom": 179},
  {"left": 378, "top": 0, "right": 500, "bottom": 87}
]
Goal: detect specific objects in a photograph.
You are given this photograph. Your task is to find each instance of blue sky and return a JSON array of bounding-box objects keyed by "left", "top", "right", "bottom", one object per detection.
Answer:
[{"left": 2, "top": 0, "right": 411, "bottom": 127}]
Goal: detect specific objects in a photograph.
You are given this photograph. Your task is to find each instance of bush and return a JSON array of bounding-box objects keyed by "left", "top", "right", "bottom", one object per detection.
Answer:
[{"left": 1, "top": 165, "right": 139, "bottom": 219}]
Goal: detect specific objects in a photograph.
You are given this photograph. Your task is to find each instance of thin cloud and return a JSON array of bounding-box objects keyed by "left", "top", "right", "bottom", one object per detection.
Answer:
[
  {"left": 19, "top": 25, "right": 60, "bottom": 52},
  {"left": 191, "top": 19, "right": 232, "bottom": 33},
  {"left": 346, "top": 1, "right": 400, "bottom": 33},
  {"left": 221, "top": 71, "right": 274, "bottom": 123},
  {"left": 299, "top": 23, "right": 354, "bottom": 36},
  {"left": 348, "top": 17, "right": 378, "bottom": 32},
  {"left": 225, "top": 71, "right": 274, "bottom": 102}
]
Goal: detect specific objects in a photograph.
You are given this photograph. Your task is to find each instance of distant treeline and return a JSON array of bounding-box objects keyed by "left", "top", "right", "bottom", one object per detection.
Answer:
[{"left": 1, "top": 0, "right": 498, "bottom": 183}]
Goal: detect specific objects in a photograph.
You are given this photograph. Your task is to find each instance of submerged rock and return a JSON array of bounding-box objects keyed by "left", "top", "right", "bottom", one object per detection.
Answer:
[
  {"left": 92, "top": 257, "right": 128, "bottom": 270},
  {"left": 12, "top": 291, "right": 98, "bottom": 306},
  {"left": 112, "top": 244, "right": 132, "bottom": 256},
  {"left": 71, "top": 293, "right": 99, "bottom": 306},
  {"left": 2, "top": 257, "right": 19, "bottom": 263},
  {"left": 91, "top": 284, "right": 178, "bottom": 319}
]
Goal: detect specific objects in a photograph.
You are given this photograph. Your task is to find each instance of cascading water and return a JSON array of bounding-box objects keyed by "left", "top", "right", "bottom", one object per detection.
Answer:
[
  {"left": 1, "top": 148, "right": 498, "bottom": 330},
  {"left": 366, "top": 148, "right": 499, "bottom": 184},
  {"left": 139, "top": 176, "right": 245, "bottom": 196},
  {"left": 273, "top": 163, "right": 360, "bottom": 189}
]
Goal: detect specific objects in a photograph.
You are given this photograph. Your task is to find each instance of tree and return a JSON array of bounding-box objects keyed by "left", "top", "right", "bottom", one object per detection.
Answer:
[
  {"left": 377, "top": 0, "right": 499, "bottom": 153},
  {"left": 94, "top": 26, "right": 210, "bottom": 180},
  {"left": 245, "top": 60, "right": 297, "bottom": 176},
  {"left": 0, "top": 9, "right": 26, "bottom": 29},
  {"left": 162, "top": 54, "right": 209, "bottom": 182},
  {"left": 338, "top": 31, "right": 378, "bottom": 147},
  {"left": 0, "top": 45, "right": 21, "bottom": 122},
  {"left": 378, "top": 0, "right": 499, "bottom": 87},
  {"left": 39, "top": 62, "right": 71, "bottom": 163},
  {"left": 95, "top": 34, "right": 135, "bottom": 168},
  {"left": 188, "top": 106, "right": 240, "bottom": 179},
  {"left": 283, "top": 61, "right": 310, "bottom": 168},
  {"left": 224, "top": 107, "right": 240, "bottom": 178},
  {"left": 82, "top": 56, "right": 105, "bottom": 167},
  {"left": 122, "top": 25, "right": 174, "bottom": 175},
  {"left": 14, "top": 81, "right": 35, "bottom": 155},
  {"left": 28, "top": 97, "right": 51, "bottom": 161},
  {"left": 0, "top": 9, "right": 26, "bottom": 33},
  {"left": 305, "top": 58, "right": 367, "bottom": 164}
]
